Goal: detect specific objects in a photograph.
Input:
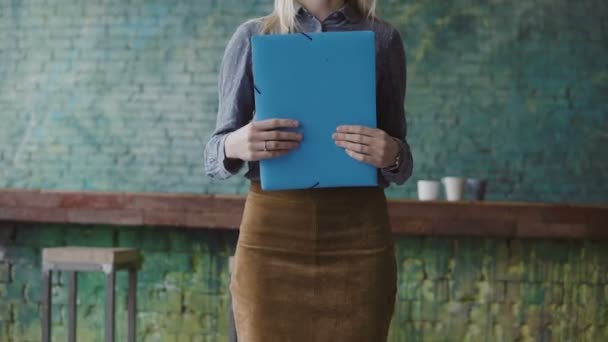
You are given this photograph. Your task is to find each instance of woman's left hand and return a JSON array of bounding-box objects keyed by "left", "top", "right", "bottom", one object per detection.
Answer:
[{"left": 332, "top": 125, "right": 399, "bottom": 168}]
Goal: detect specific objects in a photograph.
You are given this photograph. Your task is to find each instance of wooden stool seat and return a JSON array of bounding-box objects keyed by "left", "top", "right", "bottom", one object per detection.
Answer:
[
  {"left": 43, "top": 247, "right": 141, "bottom": 270},
  {"left": 41, "top": 246, "right": 141, "bottom": 342}
]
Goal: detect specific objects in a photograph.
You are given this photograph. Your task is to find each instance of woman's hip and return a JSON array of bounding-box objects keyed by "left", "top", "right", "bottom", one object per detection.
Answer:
[{"left": 238, "top": 182, "right": 393, "bottom": 253}]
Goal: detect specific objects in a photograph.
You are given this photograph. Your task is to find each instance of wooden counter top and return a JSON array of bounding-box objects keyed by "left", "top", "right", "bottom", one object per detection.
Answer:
[{"left": 1, "top": 188, "right": 606, "bottom": 239}]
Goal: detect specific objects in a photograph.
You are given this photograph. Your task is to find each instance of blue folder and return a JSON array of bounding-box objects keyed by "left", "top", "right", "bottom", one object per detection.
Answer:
[{"left": 251, "top": 30, "right": 377, "bottom": 191}]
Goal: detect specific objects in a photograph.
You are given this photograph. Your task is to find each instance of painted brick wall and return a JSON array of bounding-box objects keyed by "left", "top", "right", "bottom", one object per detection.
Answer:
[
  {"left": 1, "top": 223, "right": 608, "bottom": 341},
  {"left": 0, "top": 0, "right": 606, "bottom": 202},
  {"left": 0, "top": 222, "right": 238, "bottom": 341},
  {"left": 1, "top": 0, "right": 608, "bottom": 341}
]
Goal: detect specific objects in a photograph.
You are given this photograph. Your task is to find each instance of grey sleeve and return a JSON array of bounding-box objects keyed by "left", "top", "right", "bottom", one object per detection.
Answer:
[
  {"left": 203, "top": 23, "right": 255, "bottom": 180},
  {"left": 378, "top": 27, "right": 414, "bottom": 185}
]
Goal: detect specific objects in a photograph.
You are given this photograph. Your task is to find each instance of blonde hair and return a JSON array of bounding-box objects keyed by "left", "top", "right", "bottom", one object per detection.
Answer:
[{"left": 261, "top": 0, "right": 377, "bottom": 34}]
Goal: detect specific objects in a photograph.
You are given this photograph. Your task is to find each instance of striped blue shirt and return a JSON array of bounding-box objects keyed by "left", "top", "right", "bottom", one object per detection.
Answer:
[{"left": 203, "top": 3, "right": 413, "bottom": 188}]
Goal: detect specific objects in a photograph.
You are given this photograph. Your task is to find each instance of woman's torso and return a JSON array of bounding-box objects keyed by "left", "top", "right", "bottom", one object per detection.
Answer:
[{"left": 233, "top": 6, "right": 405, "bottom": 186}]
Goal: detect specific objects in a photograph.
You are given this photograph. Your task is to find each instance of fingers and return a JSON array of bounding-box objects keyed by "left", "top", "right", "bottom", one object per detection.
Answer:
[
  {"left": 259, "top": 140, "right": 300, "bottom": 151},
  {"left": 256, "top": 150, "right": 293, "bottom": 160},
  {"left": 344, "top": 149, "right": 378, "bottom": 167},
  {"left": 332, "top": 132, "right": 373, "bottom": 145},
  {"left": 334, "top": 140, "right": 372, "bottom": 154},
  {"left": 333, "top": 126, "right": 384, "bottom": 167},
  {"left": 256, "top": 130, "right": 303, "bottom": 142},
  {"left": 243, "top": 140, "right": 299, "bottom": 161},
  {"left": 336, "top": 125, "right": 382, "bottom": 137},
  {"left": 240, "top": 118, "right": 301, "bottom": 161},
  {"left": 253, "top": 118, "right": 299, "bottom": 131}
]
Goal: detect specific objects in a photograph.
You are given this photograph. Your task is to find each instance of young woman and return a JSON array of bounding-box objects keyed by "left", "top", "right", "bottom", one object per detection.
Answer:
[{"left": 203, "top": 0, "right": 413, "bottom": 340}]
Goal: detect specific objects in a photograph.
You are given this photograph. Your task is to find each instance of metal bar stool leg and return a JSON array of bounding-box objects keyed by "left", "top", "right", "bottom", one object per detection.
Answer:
[
  {"left": 127, "top": 267, "right": 137, "bottom": 342},
  {"left": 228, "top": 256, "right": 237, "bottom": 342},
  {"left": 105, "top": 267, "right": 116, "bottom": 342},
  {"left": 68, "top": 271, "right": 78, "bottom": 342},
  {"left": 229, "top": 292, "right": 238, "bottom": 342},
  {"left": 42, "top": 268, "right": 52, "bottom": 342}
]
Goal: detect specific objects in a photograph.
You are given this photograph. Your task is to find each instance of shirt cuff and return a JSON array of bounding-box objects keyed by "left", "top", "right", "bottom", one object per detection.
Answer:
[
  {"left": 220, "top": 133, "right": 244, "bottom": 175},
  {"left": 380, "top": 137, "right": 412, "bottom": 185},
  {"left": 206, "top": 134, "right": 244, "bottom": 180}
]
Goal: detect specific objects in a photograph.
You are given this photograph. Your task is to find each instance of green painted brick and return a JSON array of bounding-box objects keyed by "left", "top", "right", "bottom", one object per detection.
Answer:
[
  {"left": 0, "top": 300, "right": 11, "bottom": 322},
  {"left": 393, "top": 299, "right": 411, "bottom": 323},
  {"left": 118, "top": 228, "right": 172, "bottom": 251},
  {"left": 441, "top": 302, "right": 470, "bottom": 340},
  {"left": 8, "top": 231, "right": 608, "bottom": 340},
  {"left": 4, "top": 246, "right": 39, "bottom": 266},
  {"left": 401, "top": 321, "right": 424, "bottom": 341},
  {"left": 0, "top": 322, "right": 8, "bottom": 342},
  {"left": 180, "top": 312, "right": 204, "bottom": 334},
  {"left": 140, "top": 288, "right": 182, "bottom": 313},
  {"left": 420, "top": 238, "right": 451, "bottom": 280},
  {"left": 64, "top": 225, "right": 114, "bottom": 247},
  {"left": 0, "top": 224, "right": 16, "bottom": 243},
  {"left": 0, "top": 263, "right": 10, "bottom": 283},
  {"left": 400, "top": 281, "right": 422, "bottom": 301},
  {"left": 402, "top": 258, "right": 425, "bottom": 282},
  {"left": 521, "top": 283, "right": 545, "bottom": 305}
]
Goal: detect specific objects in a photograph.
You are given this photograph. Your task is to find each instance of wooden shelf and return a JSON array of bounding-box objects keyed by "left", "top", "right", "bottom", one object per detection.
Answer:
[{"left": 1, "top": 188, "right": 606, "bottom": 239}]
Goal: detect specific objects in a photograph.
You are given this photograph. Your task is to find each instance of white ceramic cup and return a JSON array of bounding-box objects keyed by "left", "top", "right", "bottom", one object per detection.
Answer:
[
  {"left": 417, "top": 180, "right": 441, "bottom": 201},
  {"left": 442, "top": 176, "right": 466, "bottom": 201}
]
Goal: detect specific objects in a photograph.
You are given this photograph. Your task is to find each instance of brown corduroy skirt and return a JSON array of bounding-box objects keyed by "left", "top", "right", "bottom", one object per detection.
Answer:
[{"left": 230, "top": 181, "right": 397, "bottom": 342}]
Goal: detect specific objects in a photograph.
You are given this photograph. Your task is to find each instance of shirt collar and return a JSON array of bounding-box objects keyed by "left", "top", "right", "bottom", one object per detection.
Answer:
[{"left": 296, "top": 2, "right": 362, "bottom": 23}]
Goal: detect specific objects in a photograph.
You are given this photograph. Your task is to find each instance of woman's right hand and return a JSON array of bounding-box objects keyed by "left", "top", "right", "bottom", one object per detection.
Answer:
[{"left": 224, "top": 119, "right": 303, "bottom": 161}]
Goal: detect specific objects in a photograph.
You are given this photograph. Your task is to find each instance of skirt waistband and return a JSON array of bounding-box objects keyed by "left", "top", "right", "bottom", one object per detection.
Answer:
[
  {"left": 248, "top": 181, "right": 385, "bottom": 203},
  {"left": 242, "top": 181, "right": 392, "bottom": 253}
]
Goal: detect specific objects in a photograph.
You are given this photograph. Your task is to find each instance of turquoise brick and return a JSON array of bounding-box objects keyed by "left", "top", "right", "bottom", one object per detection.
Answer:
[
  {"left": 14, "top": 224, "right": 66, "bottom": 247},
  {"left": 421, "top": 238, "right": 451, "bottom": 280},
  {"left": 0, "top": 224, "right": 15, "bottom": 243},
  {"left": 64, "top": 225, "right": 114, "bottom": 247},
  {"left": 0, "top": 322, "right": 7, "bottom": 342},
  {"left": 9, "top": 0, "right": 607, "bottom": 202},
  {"left": 402, "top": 258, "right": 425, "bottom": 282},
  {"left": 0, "top": 263, "right": 10, "bottom": 283},
  {"left": 4, "top": 246, "right": 39, "bottom": 266},
  {"left": 118, "top": 227, "right": 171, "bottom": 251},
  {"left": 400, "top": 280, "right": 422, "bottom": 301}
]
